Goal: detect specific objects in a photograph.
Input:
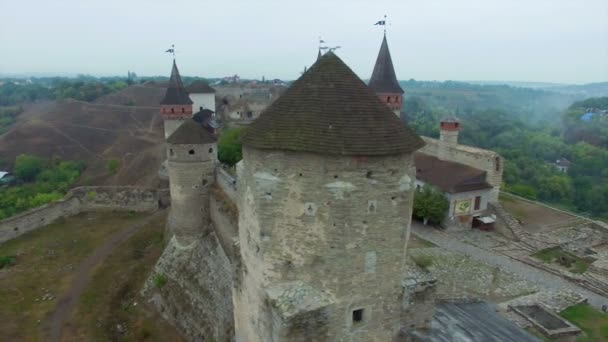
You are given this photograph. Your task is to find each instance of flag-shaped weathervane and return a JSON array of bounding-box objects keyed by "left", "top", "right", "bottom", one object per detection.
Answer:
[
  {"left": 374, "top": 15, "right": 388, "bottom": 34},
  {"left": 165, "top": 44, "right": 175, "bottom": 58}
]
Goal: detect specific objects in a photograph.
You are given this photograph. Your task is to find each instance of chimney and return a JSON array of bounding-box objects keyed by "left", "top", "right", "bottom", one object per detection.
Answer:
[{"left": 439, "top": 117, "right": 460, "bottom": 145}]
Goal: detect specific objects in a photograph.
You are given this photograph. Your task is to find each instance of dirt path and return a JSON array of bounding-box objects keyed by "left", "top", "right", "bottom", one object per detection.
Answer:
[{"left": 44, "top": 210, "right": 166, "bottom": 342}]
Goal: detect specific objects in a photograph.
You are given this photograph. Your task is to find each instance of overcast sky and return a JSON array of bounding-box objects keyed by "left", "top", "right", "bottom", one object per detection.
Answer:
[{"left": 1, "top": 0, "right": 607, "bottom": 84}]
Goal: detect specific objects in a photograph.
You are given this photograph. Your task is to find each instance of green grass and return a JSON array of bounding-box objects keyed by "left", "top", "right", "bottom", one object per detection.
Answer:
[
  {"left": 408, "top": 235, "right": 437, "bottom": 249},
  {"left": 532, "top": 247, "right": 591, "bottom": 274},
  {"left": 411, "top": 254, "right": 434, "bottom": 269},
  {"left": 0, "top": 211, "right": 145, "bottom": 340},
  {"left": 0, "top": 255, "right": 16, "bottom": 268},
  {"left": 560, "top": 304, "right": 608, "bottom": 342}
]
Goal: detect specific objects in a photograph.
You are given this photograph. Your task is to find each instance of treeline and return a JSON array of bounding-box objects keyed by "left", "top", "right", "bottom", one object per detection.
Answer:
[
  {"left": 0, "top": 155, "right": 85, "bottom": 220},
  {"left": 0, "top": 77, "right": 129, "bottom": 106},
  {"left": 406, "top": 96, "right": 608, "bottom": 218}
]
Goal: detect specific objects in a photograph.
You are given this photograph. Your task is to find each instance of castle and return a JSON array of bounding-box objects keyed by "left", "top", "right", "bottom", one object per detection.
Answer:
[{"left": 145, "top": 34, "right": 498, "bottom": 341}]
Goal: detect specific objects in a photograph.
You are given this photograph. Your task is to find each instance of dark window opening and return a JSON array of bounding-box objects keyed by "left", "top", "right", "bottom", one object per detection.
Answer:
[
  {"left": 366, "top": 171, "right": 373, "bottom": 178},
  {"left": 495, "top": 157, "right": 500, "bottom": 171},
  {"left": 455, "top": 122, "right": 460, "bottom": 128},
  {"left": 474, "top": 196, "right": 481, "bottom": 210},
  {"left": 171, "top": 108, "right": 175, "bottom": 114},
  {"left": 334, "top": 175, "right": 338, "bottom": 179},
  {"left": 189, "top": 149, "right": 195, "bottom": 155},
  {"left": 353, "top": 309, "right": 364, "bottom": 323},
  {"left": 169, "top": 149, "right": 174, "bottom": 156},
  {"left": 181, "top": 107, "right": 185, "bottom": 113},
  {"left": 208, "top": 147, "right": 213, "bottom": 153},
  {"left": 202, "top": 179, "right": 208, "bottom": 186},
  {"left": 386, "top": 96, "right": 391, "bottom": 103},
  {"left": 247, "top": 111, "right": 253, "bottom": 118}
]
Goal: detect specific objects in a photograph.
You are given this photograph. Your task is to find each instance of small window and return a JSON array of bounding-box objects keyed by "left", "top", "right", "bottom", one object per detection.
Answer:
[
  {"left": 474, "top": 196, "right": 481, "bottom": 210},
  {"left": 208, "top": 147, "right": 213, "bottom": 153},
  {"left": 352, "top": 309, "right": 364, "bottom": 323},
  {"left": 495, "top": 157, "right": 500, "bottom": 171},
  {"left": 189, "top": 149, "right": 195, "bottom": 155},
  {"left": 386, "top": 96, "right": 391, "bottom": 103},
  {"left": 181, "top": 107, "right": 185, "bottom": 113},
  {"left": 455, "top": 122, "right": 459, "bottom": 128},
  {"left": 171, "top": 108, "right": 175, "bottom": 114},
  {"left": 169, "top": 149, "right": 174, "bottom": 156},
  {"left": 366, "top": 171, "right": 373, "bottom": 178}
]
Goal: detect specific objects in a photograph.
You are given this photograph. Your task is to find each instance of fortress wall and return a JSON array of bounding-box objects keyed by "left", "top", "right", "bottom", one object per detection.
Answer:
[
  {"left": 216, "top": 168, "right": 238, "bottom": 205},
  {"left": 0, "top": 186, "right": 164, "bottom": 244},
  {"left": 0, "top": 196, "right": 82, "bottom": 244},
  {"left": 144, "top": 231, "right": 235, "bottom": 341},
  {"left": 210, "top": 190, "right": 239, "bottom": 262}
]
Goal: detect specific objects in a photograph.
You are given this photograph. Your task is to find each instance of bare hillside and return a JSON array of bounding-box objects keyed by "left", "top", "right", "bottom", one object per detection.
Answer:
[
  {"left": 93, "top": 83, "right": 166, "bottom": 107},
  {"left": 0, "top": 98, "right": 165, "bottom": 187}
]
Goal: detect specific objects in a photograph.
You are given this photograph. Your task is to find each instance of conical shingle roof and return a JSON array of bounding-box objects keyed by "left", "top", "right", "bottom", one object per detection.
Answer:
[
  {"left": 242, "top": 52, "right": 423, "bottom": 156},
  {"left": 167, "top": 119, "right": 215, "bottom": 144},
  {"left": 160, "top": 60, "right": 193, "bottom": 105},
  {"left": 368, "top": 35, "right": 404, "bottom": 94}
]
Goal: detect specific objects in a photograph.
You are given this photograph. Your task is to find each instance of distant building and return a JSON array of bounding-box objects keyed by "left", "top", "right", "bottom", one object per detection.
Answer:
[
  {"left": 186, "top": 80, "right": 216, "bottom": 114},
  {"left": 555, "top": 158, "right": 571, "bottom": 173}
]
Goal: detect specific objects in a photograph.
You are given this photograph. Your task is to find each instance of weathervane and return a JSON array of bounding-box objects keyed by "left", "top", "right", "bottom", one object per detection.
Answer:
[
  {"left": 374, "top": 15, "right": 387, "bottom": 34},
  {"left": 319, "top": 36, "right": 341, "bottom": 53},
  {"left": 165, "top": 44, "right": 176, "bottom": 59}
]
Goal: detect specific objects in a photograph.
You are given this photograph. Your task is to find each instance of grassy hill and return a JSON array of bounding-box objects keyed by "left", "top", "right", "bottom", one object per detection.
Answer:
[{"left": 0, "top": 86, "right": 167, "bottom": 187}]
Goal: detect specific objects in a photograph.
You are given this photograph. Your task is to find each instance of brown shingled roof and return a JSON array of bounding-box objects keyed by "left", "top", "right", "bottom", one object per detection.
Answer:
[
  {"left": 368, "top": 34, "right": 404, "bottom": 94},
  {"left": 167, "top": 119, "right": 216, "bottom": 144},
  {"left": 160, "top": 60, "right": 193, "bottom": 105},
  {"left": 415, "top": 153, "right": 492, "bottom": 193},
  {"left": 186, "top": 80, "right": 216, "bottom": 94},
  {"left": 241, "top": 52, "right": 424, "bottom": 156}
]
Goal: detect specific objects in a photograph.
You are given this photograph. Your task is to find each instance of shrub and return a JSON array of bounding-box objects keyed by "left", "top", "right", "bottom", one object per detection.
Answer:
[
  {"left": 106, "top": 159, "right": 120, "bottom": 174},
  {"left": 218, "top": 128, "right": 246, "bottom": 167},
  {"left": 0, "top": 255, "right": 16, "bottom": 269},
  {"left": 411, "top": 254, "right": 434, "bottom": 269},
  {"left": 413, "top": 185, "right": 449, "bottom": 225},
  {"left": 153, "top": 274, "right": 167, "bottom": 289}
]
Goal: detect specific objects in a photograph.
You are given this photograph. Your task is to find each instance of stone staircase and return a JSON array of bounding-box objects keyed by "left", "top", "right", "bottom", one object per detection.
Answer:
[
  {"left": 581, "top": 272, "right": 608, "bottom": 297},
  {"left": 490, "top": 202, "right": 530, "bottom": 243}
]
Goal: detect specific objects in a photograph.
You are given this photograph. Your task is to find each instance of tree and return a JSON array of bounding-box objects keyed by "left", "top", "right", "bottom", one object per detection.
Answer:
[
  {"left": 106, "top": 159, "right": 120, "bottom": 174},
  {"left": 14, "top": 154, "right": 44, "bottom": 181},
  {"left": 218, "top": 128, "right": 246, "bottom": 167},
  {"left": 413, "top": 185, "right": 449, "bottom": 225}
]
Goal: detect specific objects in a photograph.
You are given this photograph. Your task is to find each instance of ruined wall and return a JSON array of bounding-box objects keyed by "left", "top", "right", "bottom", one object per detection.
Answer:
[
  {"left": 144, "top": 232, "right": 234, "bottom": 342},
  {"left": 234, "top": 147, "right": 417, "bottom": 342},
  {"left": 144, "top": 186, "right": 238, "bottom": 342},
  {"left": 0, "top": 186, "right": 164, "bottom": 244},
  {"left": 420, "top": 136, "right": 503, "bottom": 202},
  {"left": 216, "top": 167, "right": 238, "bottom": 205}
]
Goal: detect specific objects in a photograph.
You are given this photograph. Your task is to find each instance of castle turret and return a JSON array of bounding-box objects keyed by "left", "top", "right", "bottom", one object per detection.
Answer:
[
  {"left": 439, "top": 116, "right": 460, "bottom": 145},
  {"left": 166, "top": 119, "right": 216, "bottom": 247},
  {"left": 234, "top": 52, "right": 424, "bottom": 341},
  {"left": 161, "top": 60, "right": 193, "bottom": 139},
  {"left": 369, "top": 34, "right": 404, "bottom": 117}
]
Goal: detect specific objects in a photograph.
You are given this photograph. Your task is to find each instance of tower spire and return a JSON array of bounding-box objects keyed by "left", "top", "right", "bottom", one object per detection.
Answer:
[{"left": 368, "top": 31, "right": 404, "bottom": 117}]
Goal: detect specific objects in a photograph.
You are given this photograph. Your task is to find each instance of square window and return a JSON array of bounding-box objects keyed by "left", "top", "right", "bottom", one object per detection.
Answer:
[{"left": 352, "top": 309, "right": 364, "bottom": 323}]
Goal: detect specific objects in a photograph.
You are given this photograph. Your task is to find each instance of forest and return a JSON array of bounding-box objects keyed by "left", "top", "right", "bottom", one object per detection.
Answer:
[{"left": 405, "top": 85, "right": 608, "bottom": 218}]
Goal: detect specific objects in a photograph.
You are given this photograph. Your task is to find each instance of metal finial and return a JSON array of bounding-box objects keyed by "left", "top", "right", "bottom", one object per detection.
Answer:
[{"left": 165, "top": 44, "right": 176, "bottom": 59}]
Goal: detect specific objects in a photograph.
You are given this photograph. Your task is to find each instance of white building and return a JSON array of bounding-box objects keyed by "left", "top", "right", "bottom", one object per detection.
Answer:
[{"left": 186, "top": 80, "right": 216, "bottom": 113}]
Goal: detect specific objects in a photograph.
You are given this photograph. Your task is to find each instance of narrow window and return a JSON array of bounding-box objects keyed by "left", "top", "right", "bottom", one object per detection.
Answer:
[
  {"left": 181, "top": 107, "right": 185, "bottom": 113},
  {"left": 208, "top": 147, "right": 213, "bottom": 153},
  {"left": 386, "top": 96, "right": 391, "bottom": 103},
  {"left": 474, "top": 196, "right": 481, "bottom": 210},
  {"left": 366, "top": 171, "right": 373, "bottom": 178},
  {"left": 352, "top": 309, "right": 364, "bottom": 323},
  {"left": 200, "top": 106, "right": 203, "bottom": 111},
  {"left": 495, "top": 157, "right": 500, "bottom": 171},
  {"left": 189, "top": 149, "right": 195, "bottom": 155},
  {"left": 171, "top": 108, "right": 175, "bottom": 114},
  {"left": 169, "top": 149, "right": 174, "bottom": 156}
]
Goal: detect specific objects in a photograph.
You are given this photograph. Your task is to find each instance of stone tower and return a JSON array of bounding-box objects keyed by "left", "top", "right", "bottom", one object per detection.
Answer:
[
  {"left": 369, "top": 34, "right": 405, "bottom": 117},
  {"left": 161, "top": 60, "right": 193, "bottom": 139},
  {"left": 166, "top": 120, "right": 216, "bottom": 247},
  {"left": 234, "top": 52, "right": 425, "bottom": 341}
]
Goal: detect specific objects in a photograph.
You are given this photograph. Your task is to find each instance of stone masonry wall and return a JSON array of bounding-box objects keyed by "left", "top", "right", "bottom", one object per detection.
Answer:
[
  {"left": 234, "top": 147, "right": 418, "bottom": 342},
  {"left": 0, "top": 186, "right": 165, "bottom": 244}
]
